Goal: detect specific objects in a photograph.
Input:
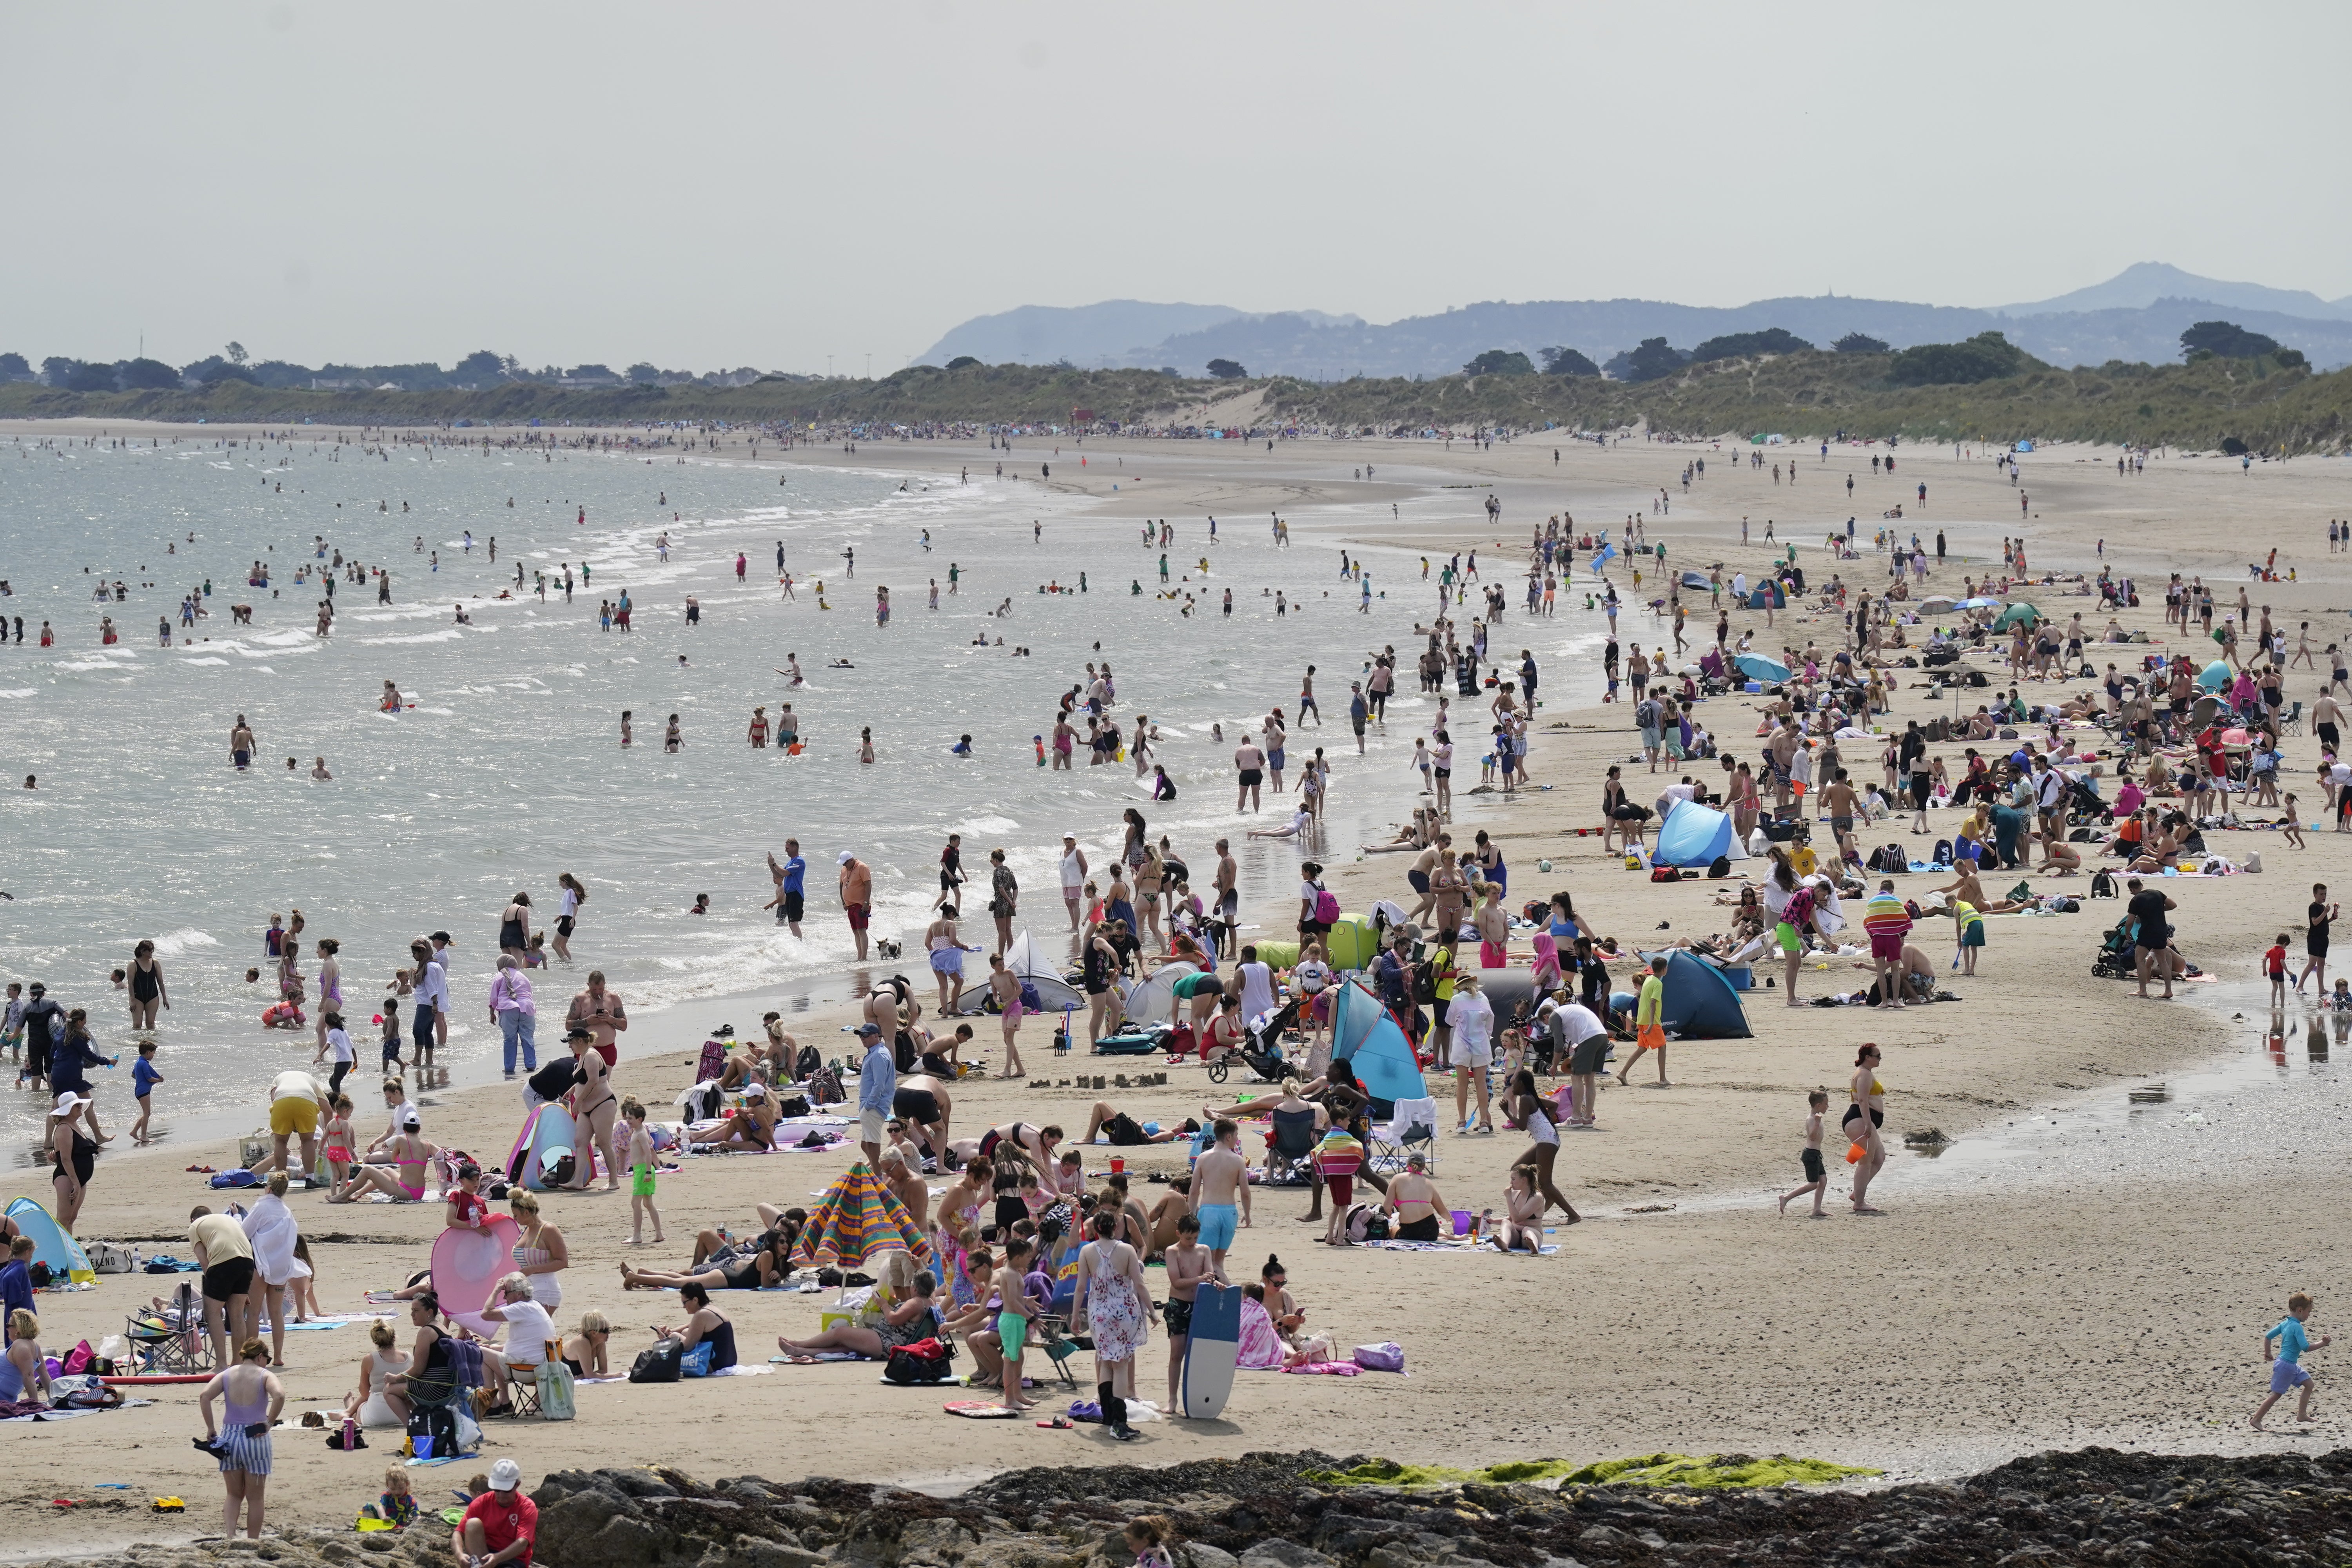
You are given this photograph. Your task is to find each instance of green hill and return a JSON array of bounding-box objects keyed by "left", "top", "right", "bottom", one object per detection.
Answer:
[{"left": 4, "top": 348, "right": 2348, "bottom": 453}]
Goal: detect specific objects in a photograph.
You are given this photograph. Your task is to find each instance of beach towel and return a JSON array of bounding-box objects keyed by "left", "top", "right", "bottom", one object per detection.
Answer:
[
  {"left": 1282, "top": 1360, "right": 1361, "bottom": 1377},
  {"left": 1236, "top": 1299, "right": 1286, "bottom": 1369}
]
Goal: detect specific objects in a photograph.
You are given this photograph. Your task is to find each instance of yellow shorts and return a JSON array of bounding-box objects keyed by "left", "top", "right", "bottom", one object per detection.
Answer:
[
  {"left": 270, "top": 1095, "right": 319, "bottom": 1138},
  {"left": 1637, "top": 1025, "right": 1667, "bottom": 1051}
]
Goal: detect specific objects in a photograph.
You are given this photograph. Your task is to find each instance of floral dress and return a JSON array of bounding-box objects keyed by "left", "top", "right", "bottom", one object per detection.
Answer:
[{"left": 1080, "top": 1242, "right": 1149, "bottom": 1364}]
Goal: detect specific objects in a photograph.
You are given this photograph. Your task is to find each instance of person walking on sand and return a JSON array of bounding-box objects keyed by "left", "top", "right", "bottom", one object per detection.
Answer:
[
  {"left": 1616, "top": 955, "right": 1671, "bottom": 1086},
  {"left": 1844, "top": 1044, "right": 1887, "bottom": 1214},
  {"left": 838, "top": 851, "right": 873, "bottom": 960},
  {"left": 1187, "top": 1119, "right": 1250, "bottom": 1280},
  {"left": 2252, "top": 1290, "right": 2329, "bottom": 1430},
  {"left": 1779, "top": 1090, "right": 1830, "bottom": 1218}
]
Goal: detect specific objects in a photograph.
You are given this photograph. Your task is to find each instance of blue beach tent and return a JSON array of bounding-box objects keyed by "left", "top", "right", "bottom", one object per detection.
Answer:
[
  {"left": 1654, "top": 803, "right": 1741, "bottom": 867},
  {"left": 1328, "top": 978, "right": 1428, "bottom": 1104}
]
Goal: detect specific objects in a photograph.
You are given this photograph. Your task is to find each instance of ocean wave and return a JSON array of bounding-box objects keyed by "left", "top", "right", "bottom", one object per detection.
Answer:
[
  {"left": 150, "top": 927, "right": 222, "bottom": 956},
  {"left": 0, "top": 688, "right": 34, "bottom": 697},
  {"left": 359, "top": 629, "right": 464, "bottom": 645}
]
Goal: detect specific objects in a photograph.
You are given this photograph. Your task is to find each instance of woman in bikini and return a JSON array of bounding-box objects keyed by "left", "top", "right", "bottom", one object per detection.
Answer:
[
  {"left": 1845, "top": 1043, "right": 1887, "bottom": 1214},
  {"left": 126, "top": 939, "right": 169, "bottom": 1030},
  {"left": 312, "top": 940, "right": 340, "bottom": 1054},
  {"left": 564, "top": 1032, "right": 622, "bottom": 1191},
  {"left": 335, "top": 1119, "right": 441, "bottom": 1203},
  {"left": 682, "top": 1082, "right": 779, "bottom": 1150},
  {"left": 1381, "top": 1154, "right": 1451, "bottom": 1241}
]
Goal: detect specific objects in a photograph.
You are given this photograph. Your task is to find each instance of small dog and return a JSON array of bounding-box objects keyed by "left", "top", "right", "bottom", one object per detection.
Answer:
[{"left": 874, "top": 938, "right": 903, "bottom": 960}]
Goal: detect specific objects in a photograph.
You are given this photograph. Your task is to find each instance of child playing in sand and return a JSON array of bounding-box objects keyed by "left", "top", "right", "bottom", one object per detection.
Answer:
[
  {"left": 372, "top": 1467, "right": 417, "bottom": 1527},
  {"left": 131, "top": 1039, "right": 162, "bottom": 1143},
  {"left": 2268, "top": 934, "right": 2291, "bottom": 1007},
  {"left": 1488, "top": 1166, "right": 1545, "bottom": 1252},
  {"left": 2282, "top": 793, "right": 2307, "bottom": 851},
  {"left": 1780, "top": 1091, "right": 1829, "bottom": 1218},
  {"left": 624, "top": 1100, "right": 662, "bottom": 1246},
  {"left": 2252, "top": 1290, "right": 2329, "bottom": 1429}
]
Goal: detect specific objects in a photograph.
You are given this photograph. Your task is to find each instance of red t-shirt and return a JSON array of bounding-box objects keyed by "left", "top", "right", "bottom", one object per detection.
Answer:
[
  {"left": 449, "top": 1191, "right": 490, "bottom": 1229},
  {"left": 461, "top": 1490, "right": 538, "bottom": 1564},
  {"left": 2267, "top": 944, "right": 2288, "bottom": 976}
]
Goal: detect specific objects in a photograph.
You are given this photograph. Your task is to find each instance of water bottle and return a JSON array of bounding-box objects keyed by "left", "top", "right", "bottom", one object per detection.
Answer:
[{"left": 342, "top": 1415, "right": 357, "bottom": 1452}]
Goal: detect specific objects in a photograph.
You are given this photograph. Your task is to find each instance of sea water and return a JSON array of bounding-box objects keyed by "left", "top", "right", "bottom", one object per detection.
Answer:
[{"left": 0, "top": 434, "right": 1602, "bottom": 1135}]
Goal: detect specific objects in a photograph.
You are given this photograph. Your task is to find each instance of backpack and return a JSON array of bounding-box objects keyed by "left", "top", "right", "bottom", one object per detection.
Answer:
[
  {"left": 1931, "top": 838, "right": 1953, "bottom": 866},
  {"left": 882, "top": 1336, "right": 956, "bottom": 1385},
  {"left": 2089, "top": 869, "right": 2118, "bottom": 899},
  {"left": 1312, "top": 887, "right": 1341, "bottom": 925},
  {"left": 629, "top": 1336, "right": 684, "bottom": 1384},
  {"left": 808, "top": 1066, "right": 844, "bottom": 1105},
  {"left": 1706, "top": 855, "right": 1731, "bottom": 879},
  {"left": 1410, "top": 960, "right": 1438, "bottom": 1006},
  {"left": 794, "top": 1044, "right": 822, "bottom": 1080}
]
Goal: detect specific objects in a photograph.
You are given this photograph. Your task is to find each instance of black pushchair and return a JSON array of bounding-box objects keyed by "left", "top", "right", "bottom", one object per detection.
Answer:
[
  {"left": 2091, "top": 915, "right": 2138, "bottom": 980},
  {"left": 1207, "top": 996, "right": 1303, "bottom": 1084}
]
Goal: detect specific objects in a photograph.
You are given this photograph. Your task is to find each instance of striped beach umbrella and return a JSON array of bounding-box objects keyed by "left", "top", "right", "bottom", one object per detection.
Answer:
[{"left": 795, "top": 1161, "right": 929, "bottom": 1269}]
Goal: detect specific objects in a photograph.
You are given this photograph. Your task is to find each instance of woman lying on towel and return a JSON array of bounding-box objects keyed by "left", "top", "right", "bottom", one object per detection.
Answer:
[{"left": 620, "top": 1226, "right": 795, "bottom": 1292}]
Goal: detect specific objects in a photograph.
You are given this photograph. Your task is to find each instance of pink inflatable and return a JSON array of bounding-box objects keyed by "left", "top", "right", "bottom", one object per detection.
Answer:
[{"left": 430, "top": 1216, "right": 522, "bottom": 1336}]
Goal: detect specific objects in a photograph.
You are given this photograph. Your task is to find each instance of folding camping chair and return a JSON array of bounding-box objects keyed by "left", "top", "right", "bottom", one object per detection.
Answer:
[
  {"left": 1028, "top": 1313, "right": 1084, "bottom": 1388},
  {"left": 124, "top": 1283, "right": 214, "bottom": 1375},
  {"left": 2280, "top": 699, "right": 2304, "bottom": 737},
  {"left": 1264, "top": 1108, "right": 1320, "bottom": 1185},
  {"left": 1366, "top": 1096, "right": 1439, "bottom": 1174}
]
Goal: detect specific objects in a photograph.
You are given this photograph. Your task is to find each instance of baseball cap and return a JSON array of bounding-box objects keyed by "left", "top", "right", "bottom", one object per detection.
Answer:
[
  {"left": 837, "top": 850, "right": 855, "bottom": 866},
  {"left": 489, "top": 1459, "right": 523, "bottom": 1494},
  {"left": 565, "top": 1025, "right": 594, "bottom": 1041},
  {"left": 26, "top": 982, "right": 43, "bottom": 996},
  {"left": 401, "top": 1108, "right": 422, "bottom": 1128},
  {"left": 855, "top": 1023, "right": 882, "bottom": 1037},
  {"left": 431, "top": 931, "right": 452, "bottom": 944}
]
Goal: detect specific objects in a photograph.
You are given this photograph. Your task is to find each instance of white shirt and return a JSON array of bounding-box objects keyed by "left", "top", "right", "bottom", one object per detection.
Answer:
[
  {"left": 1549, "top": 1000, "right": 1608, "bottom": 1048},
  {"left": 272, "top": 1069, "right": 324, "bottom": 1105},
  {"left": 325, "top": 1027, "right": 355, "bottom": 1065},
  {"left": 559, "top": 887, "right": 579, "bottom": 920},
  {"left": 1292, "top": 960, "right": 1330, "bottom": 995},
  {"left": 1449, "top": 990, "right": 1495, "bottom": 1052},
  {"left": 492, "top": 1299, "right": 556, "bottom": 1366},
  {"left": 417, "top": 959, "right": 450, "bottom": 1011},
  {"left": 1061, "top": 849, "right": 1085, "bottom": 889},
  {"left": 1237, "top": 961, "right": 1276, "bottom": 1020}
]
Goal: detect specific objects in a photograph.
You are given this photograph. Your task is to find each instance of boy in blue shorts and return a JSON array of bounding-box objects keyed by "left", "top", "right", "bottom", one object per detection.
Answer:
[{"left": 2252, "top": 1290, "right": 2329, "bottom": 1429}]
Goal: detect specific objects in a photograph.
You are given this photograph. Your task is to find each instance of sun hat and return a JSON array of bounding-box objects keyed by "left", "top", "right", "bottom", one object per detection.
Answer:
[{"left": 52, "top": 1090, "right": 89, "bottom": 1113}]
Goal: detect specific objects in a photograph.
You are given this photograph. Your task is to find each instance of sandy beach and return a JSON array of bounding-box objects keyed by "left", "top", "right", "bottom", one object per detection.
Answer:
[{"left": 6, "top": 420, "right": 2350, "bottom": 1550}]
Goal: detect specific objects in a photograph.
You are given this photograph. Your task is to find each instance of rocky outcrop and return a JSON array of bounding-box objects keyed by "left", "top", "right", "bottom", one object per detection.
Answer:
[{"left": 38, "top": 1446, "right": 2352, "bottom": 1568}]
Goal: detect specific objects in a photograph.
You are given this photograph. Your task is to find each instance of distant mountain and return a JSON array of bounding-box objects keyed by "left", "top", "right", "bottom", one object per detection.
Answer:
[
  {"left": 915, "top": 301, "right": 1361, "bottom": 369},
  {"left": 2002, "top": 262, "right": 2352, "bottom": 323},
  {"left": 918, "top": 267, "right": 2352, "bottom": 380}
]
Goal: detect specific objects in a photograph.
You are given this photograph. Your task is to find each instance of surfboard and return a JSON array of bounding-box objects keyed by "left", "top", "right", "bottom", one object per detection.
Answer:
[
  {"left": 1178, "top": 1282, "right": 1240, "bottom": 1419},
  {"left": 7, "top": 1196, "right": 93, "bottom": 1285},
  {"left": 942, "top": 1400, "right": 1018, "bottom": 1418}
]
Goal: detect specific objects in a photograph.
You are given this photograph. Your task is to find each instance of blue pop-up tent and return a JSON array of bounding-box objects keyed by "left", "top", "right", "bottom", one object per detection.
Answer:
[
  {"left": 1654, "top": 803, "right": 1742, "bottom": 867},
  {"left": 1735, "top": 653, "right": 1791, "bottom": 683},
  {"left": 1680, "top": 569, "right": 1711, "bottom": 590},
  {"left": 2198, "top": 661, "right": 2232, "bottom": 692},
  {"left": 1329, "top": 977, "right": 1427, "bottom": 1104},
  {"left": 1629, "top": 951, "right": 1753, "bottom": 1039},
  {"left": 1746, "top": 580, "right": 1786, "bottom": 609}
]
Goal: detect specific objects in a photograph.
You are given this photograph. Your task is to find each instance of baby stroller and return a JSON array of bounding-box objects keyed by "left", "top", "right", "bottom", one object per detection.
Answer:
[
  {"left": 1206, "top": 997, "right": 1303, "bottom": 1085},
  {"left": 2091, "top": 915, "right": 2138, "bottom": 980}
]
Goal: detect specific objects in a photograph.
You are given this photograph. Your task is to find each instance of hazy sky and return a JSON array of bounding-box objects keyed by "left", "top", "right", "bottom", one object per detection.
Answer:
[{"left": 7, "top": 0, "right": 2348, "bottom": 375}]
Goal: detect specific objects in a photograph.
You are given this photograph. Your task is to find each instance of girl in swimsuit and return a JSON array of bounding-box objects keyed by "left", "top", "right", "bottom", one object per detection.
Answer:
[
  {"left": 127, "top": 939, "right": 168, "bottom": 1030},
  {"left": 1844, "top": 1044, "right": 1887, "bottom": 1215},
  {"left": 499, "top": 893, "right": 532, "bottom": 960}
]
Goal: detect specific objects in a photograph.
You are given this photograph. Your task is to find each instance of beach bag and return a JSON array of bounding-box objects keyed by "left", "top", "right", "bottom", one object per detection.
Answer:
[
  {"left": 1352, "top": 1342, "right": 1405, "bottom": 1373},
  {"left": 794, "top": 1044, "right": 822, "bottom": 1079},
  {"left": 209, "top": 1169, "right": 260, "bottom": 1189},
  {"left": 808, "top": 1066, "right": 844, "bottom": 1105},
  {"left": 535, "top": 1359, "right": 576, "bottom": 1420},
  {"left": 2244, "top": 852, "right": 2263, "bottom": 873},
  {"left": 1931, "top": 838, "right": 1953, "bottom": 866},
  {"left": 86, "top": 1242, "right": 137, "bottom": 1275},
  {"left": 679, "top": 1341, "right": 714, "bottom": 1377},
  {"left": 406, "top": 1401, "right": 459, "bottom": 1452},
  {"left": 1648, "top": 867, "right": 1682, "bottom": 883},
  {"left": 1312, "top": 887, "right": 1341, "bottom": 925},
  {"left": 882, "top": 1337, "right": 955, "bottom": 1385},
  {"left": 628, "top": 1336, "right": 684, "bottom": 1384}
]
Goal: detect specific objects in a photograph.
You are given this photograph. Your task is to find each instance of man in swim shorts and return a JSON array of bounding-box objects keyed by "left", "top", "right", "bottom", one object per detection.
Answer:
[
  {"left": 1187, "top": 1118, "right": 1249, "bottom": 1278},
  {"left": 230, "top": 715, "right": 254, "bottom": 772},
  {"left": 266, "top": 1067, "right": 330, "bottom": 1185},
  {"left": 838, "top": 851, "right": 872, "bottom": 961}
]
